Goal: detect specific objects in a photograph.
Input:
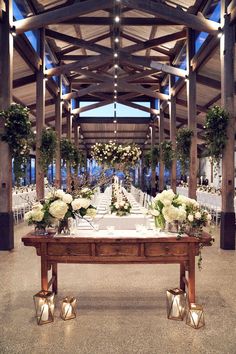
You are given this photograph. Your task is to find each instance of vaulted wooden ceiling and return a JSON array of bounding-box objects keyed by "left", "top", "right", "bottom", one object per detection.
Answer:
[{"left": 12, "top": 0, "right": 236, "bottom": 151}]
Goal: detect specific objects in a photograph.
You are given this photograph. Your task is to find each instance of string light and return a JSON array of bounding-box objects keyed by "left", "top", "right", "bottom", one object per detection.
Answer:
[{"left": 114, "top": 16, "right": 120, "bottom": 23}]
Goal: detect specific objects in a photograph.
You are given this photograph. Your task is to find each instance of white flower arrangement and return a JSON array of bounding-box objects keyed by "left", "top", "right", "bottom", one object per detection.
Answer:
[
  {"left": 149, "top": 189, "right": 211, "bottom": 236},
  {"left": 24, "top": 188, "right": 96, "bottom": 232},
  {"left": 91, "top": 141, "right": 141, "bottom": 167}
]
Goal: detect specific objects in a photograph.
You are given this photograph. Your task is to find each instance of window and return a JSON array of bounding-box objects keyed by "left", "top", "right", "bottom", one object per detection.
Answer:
[{"left": 79, "top": 102, "right": 150, "bottom": 117}]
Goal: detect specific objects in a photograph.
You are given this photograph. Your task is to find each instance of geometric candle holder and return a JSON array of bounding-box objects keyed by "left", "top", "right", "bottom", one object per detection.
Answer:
[
  {"left": 33, "top": 290, "right": 55, "bottom": 325},
  {"left": 186, "top": 303, "right": 205, "bottom": 329},
  {"left": 60, "top": 297, "right": 77, "bottom": 321},
  {"left": 166, "top": 288, "right": 186, "bottom": 321}
]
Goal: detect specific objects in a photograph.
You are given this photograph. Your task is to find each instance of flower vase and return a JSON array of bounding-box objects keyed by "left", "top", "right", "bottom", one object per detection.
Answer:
[
  {"left": 34, "top": 225, "right": 48, "bottom": 235},
  {"left": 57, "top": 218, "right": 71, "bottom": 235}
]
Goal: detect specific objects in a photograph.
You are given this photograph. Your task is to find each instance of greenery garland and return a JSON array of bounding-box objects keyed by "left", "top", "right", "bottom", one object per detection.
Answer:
[
  {"left": 0, "top": 104, "right": 32, "bottom": 184},
  {"left": 60, "top": 138, "right": 81, "bottom": 169},
  {"left": 144, "top": 146, "right": 160, "bottom": 168},
  {"left": 176, "top": 128, "right": 193, "bottom": 174},
  {"left": 161, "top": 140, "right": 174, "bottom": 170},
  {"left": 204, "top": 106, "right": 229, "bottom": 168},
  {"left": 61, "top": 138, "right": 76, "bottom": 165},
  {"left": 39, "top": 128, "right": 57, "bottom": 174}
]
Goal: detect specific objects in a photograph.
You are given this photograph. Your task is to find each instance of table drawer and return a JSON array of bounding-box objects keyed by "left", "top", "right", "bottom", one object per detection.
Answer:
[
  {"left": 48, "top": 243, "right": 90, "bottom": 256},
  {"left": 96, "top": 243, "right": 139, "bottom": 257},
  {"left": 145, "top": 243, "right": 188, "bottom": 257}
]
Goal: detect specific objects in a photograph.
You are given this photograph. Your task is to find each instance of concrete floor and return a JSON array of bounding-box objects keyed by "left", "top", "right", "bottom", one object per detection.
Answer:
[{"left": 0, "top": 223, "right": 236, "bottom": 354}]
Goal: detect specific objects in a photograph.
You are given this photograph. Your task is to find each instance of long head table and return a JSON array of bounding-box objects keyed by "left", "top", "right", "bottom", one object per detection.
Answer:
[{"left": 22, "top": 231, "right": 211, "bottom": 303}]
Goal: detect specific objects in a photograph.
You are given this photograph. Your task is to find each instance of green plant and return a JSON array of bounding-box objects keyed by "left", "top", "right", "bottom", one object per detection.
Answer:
[
  {"left": 39, "top": 128, "right": 57, "bottom": 174},
  {"left": 176, "top": 128, "right": 193, "bottom": 174},
  {"left": 144, "top": 146, "right": 159, "bottom": 168},
  {"left": 204, "top": 106, "right": 229, "bottom": 168},
  {"left": 60, "top": 138, "right": 81, "bottom": 170},
  {"left": 0, "top": 104, "right": 33, "bottom": 184},
  {"left": 61, "top": 139, "right": 75, "bottom": 164},
  {"left": 161, "top": 141, "right": 174, "bottom": 170}
]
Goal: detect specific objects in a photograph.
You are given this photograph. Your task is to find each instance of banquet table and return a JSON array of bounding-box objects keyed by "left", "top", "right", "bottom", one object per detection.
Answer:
[{"left": 22, "top": 230, "right": 211, "bottom": 303}]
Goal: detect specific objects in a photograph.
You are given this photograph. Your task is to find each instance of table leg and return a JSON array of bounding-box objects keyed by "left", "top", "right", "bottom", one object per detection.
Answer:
[
  {"left": 41, "top": 244, "right": 48, "bottom": 291},
  {"left": 188, "top": 245, "right": 195, "bottom": 303},
  {"left": 180, "top": 262, "right": 185, "bottom": 291},
  {"left": 52, "top": 263, "right": 58, "bottom": 294}
]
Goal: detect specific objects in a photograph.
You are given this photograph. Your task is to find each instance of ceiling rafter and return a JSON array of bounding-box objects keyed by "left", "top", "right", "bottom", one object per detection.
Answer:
[
  {"left": 122, "top": 0, "right": 219, "bottom": 34},
  {"left": 14, "top": 0, "right": 114, "bottom": 34}
]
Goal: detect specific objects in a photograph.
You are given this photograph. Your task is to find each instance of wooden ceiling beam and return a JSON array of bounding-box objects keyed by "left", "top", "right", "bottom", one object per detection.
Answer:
[
  {"left": 117, "top": 99, "right": 158, "bottom": 115},
  {"left": 122, "top": 0, "right": 219, "bottom": 34},
  {"left": 60, "top": 54, "right": 170, "bottom": 62},
  {"left": 71, "top": 100, "right": 113, "bottom": 115},
  {"left": 13, "top": 74, "right": 36, "bottom": 89},
  {"left": 45, "top": 55, "right": 112, "bottom": 77},
  {"left": 14, "top": 0, "right": 113, "bottom": 34},
  {"left": 62, "top": 17, "right": 180, "bottom": 26},
  {"left": 120, "top": 54, "right": 187, "bottom": 78},
  {"left": 124, "top": 29, "right": 187, "bottom": 54},
  {"left": 121, "top": 32, "right": 172, "bottom": 57},
  {"left": 76, "top": 117, "right": 151, "bottom": 124},
  {"left": 45, "top": 29, "right": 111, "bottom": 56}
]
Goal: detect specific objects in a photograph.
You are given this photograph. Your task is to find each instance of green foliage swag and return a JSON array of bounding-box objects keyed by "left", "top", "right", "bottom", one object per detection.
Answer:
[
  {"left": 0, "top": 104, "right": 33, "bottom": 184},
  {"left": 39, "top": 128, "right": 57, "bottom": 174},
  {"left": 60, "top": 138, "right": 80, "bottom": 169},
  {"left": 204, "top": 106, "right": 229, "bottom": 166},
  {"left": 176, "top": 128, "right": 193, "bottom": 174},
  {"left": 161, "top": 140, "right": 174, "bottom": 170},
  {"left": 144, "top": 146, "right": 160, "bottom": 168}
]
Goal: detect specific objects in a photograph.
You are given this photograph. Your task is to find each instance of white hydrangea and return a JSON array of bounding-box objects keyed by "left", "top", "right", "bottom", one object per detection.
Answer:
[
  {"left": 55, "top": 189, "right": 65, "bottom": 199},
  {"left": 85, "top": 208, "right": 96, "bottom": 218},
  {"left": 71, "top": 198, "right": 91, "bottom": 211},
  {"left": 49, "top": 200, "right": 68, "bottom": 219},
  {"left": 150, "top": 209, "right": 160, "bottom": 217},
  {"left": 62, "top": 193, "right": 73, "bottom": 204}
]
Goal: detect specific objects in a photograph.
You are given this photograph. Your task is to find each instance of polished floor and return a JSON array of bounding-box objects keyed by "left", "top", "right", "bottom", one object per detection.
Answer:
[{"left": 0, "top": 223, "right": 236, "bottom": 354}]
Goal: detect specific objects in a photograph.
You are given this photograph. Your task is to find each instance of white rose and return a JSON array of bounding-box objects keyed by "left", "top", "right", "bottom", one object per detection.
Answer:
[
  {"left": 49, "top": 200, "right": 68, "bottom": 219},
  {"left": 24, "top": 211, "right": 32, "bottom": 222},
  {"left": 31, "top": 209, "right": 44, "bottom": 222},
  {"left": 151, "top": 210, "right": 160, "bottom": 217},
  {"left": 62, "top": 193, "right": 73, "bottom": 204},
  {"left": 195, "top": 212, "right": 201, "bottom": 220},
  {"left": 85, "top": 208, "right": 96, "bottom": 218},
  {"left": 55, "top": 189, "right": 65, "bottom": 199},
  {"left": 72, "top": 198, "right": 91, "bottom": 210},
  {"left": 45, "top": 192, "right": 53, "bottom": 200},
  {"left": 32, "top": 202, "right": 43, "bottom": 210},
  {"left": 188, "top": 214, "right": 194, "bottom": 222},
  {"left": 207, "top": 214, "right": 212, "bottom": 221},
  {"left": 115, "top": 202, "right": 119, "bottom": 209}
]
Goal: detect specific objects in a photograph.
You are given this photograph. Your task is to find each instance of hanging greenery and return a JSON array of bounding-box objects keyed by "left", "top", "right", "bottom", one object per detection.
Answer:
[
  {"left": 60, "top": 138, "right": 76, "bottom": 165},
  {"left": 204, "top": 106, "right": 229, "bottom": 168},
  {"left": 161, "top": 140, "right": 174, "bottom": 170},
  {"left": 39, "top": 128, "right": 57, "bottom": 174},
  {"left": 144, "top": 146, "right": 160, "bottom": 169},
  {"left": 0, "top": 104, "right": 33, "bottom": 184},
  {"left": 176, "top": 128, "right": 193, "bottom": 174}
]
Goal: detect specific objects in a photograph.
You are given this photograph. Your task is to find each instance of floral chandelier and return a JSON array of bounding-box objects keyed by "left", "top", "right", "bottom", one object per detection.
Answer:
[{"left": 91, "top": 141, "right": 142, "bottom": 167}]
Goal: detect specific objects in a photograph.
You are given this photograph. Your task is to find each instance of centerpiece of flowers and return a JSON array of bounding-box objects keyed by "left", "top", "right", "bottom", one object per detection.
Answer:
[
  {"left": 149, "top": 189, "right": 212, "bottom": 237},
  {"left": 110, "top": 180, "right": 132, "bottom": 216},
  {"left": 24, "top": 189, "right": 96, "bottom": 234}
]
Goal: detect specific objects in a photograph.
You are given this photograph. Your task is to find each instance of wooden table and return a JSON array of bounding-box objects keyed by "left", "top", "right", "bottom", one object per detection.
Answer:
[{"left": 22, "top": 232, "right": 212, "bottom": 303}]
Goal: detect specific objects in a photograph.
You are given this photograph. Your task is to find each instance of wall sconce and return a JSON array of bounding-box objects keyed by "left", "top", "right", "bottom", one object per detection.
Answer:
[
  {"left": 166, "top": 288, "right": 186, "bottom": 321},
  {"left": 60, "top": 297, "right": 77, "bottom": 321},
  {"left": 33, "top": 290, "right": 55, "bottom": 325},
  {"left": 186, "top": 303, "right": 205, "bottom": 329},
  {"left": 10, "top": 26, "right": 17, "bottom": 37}
]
